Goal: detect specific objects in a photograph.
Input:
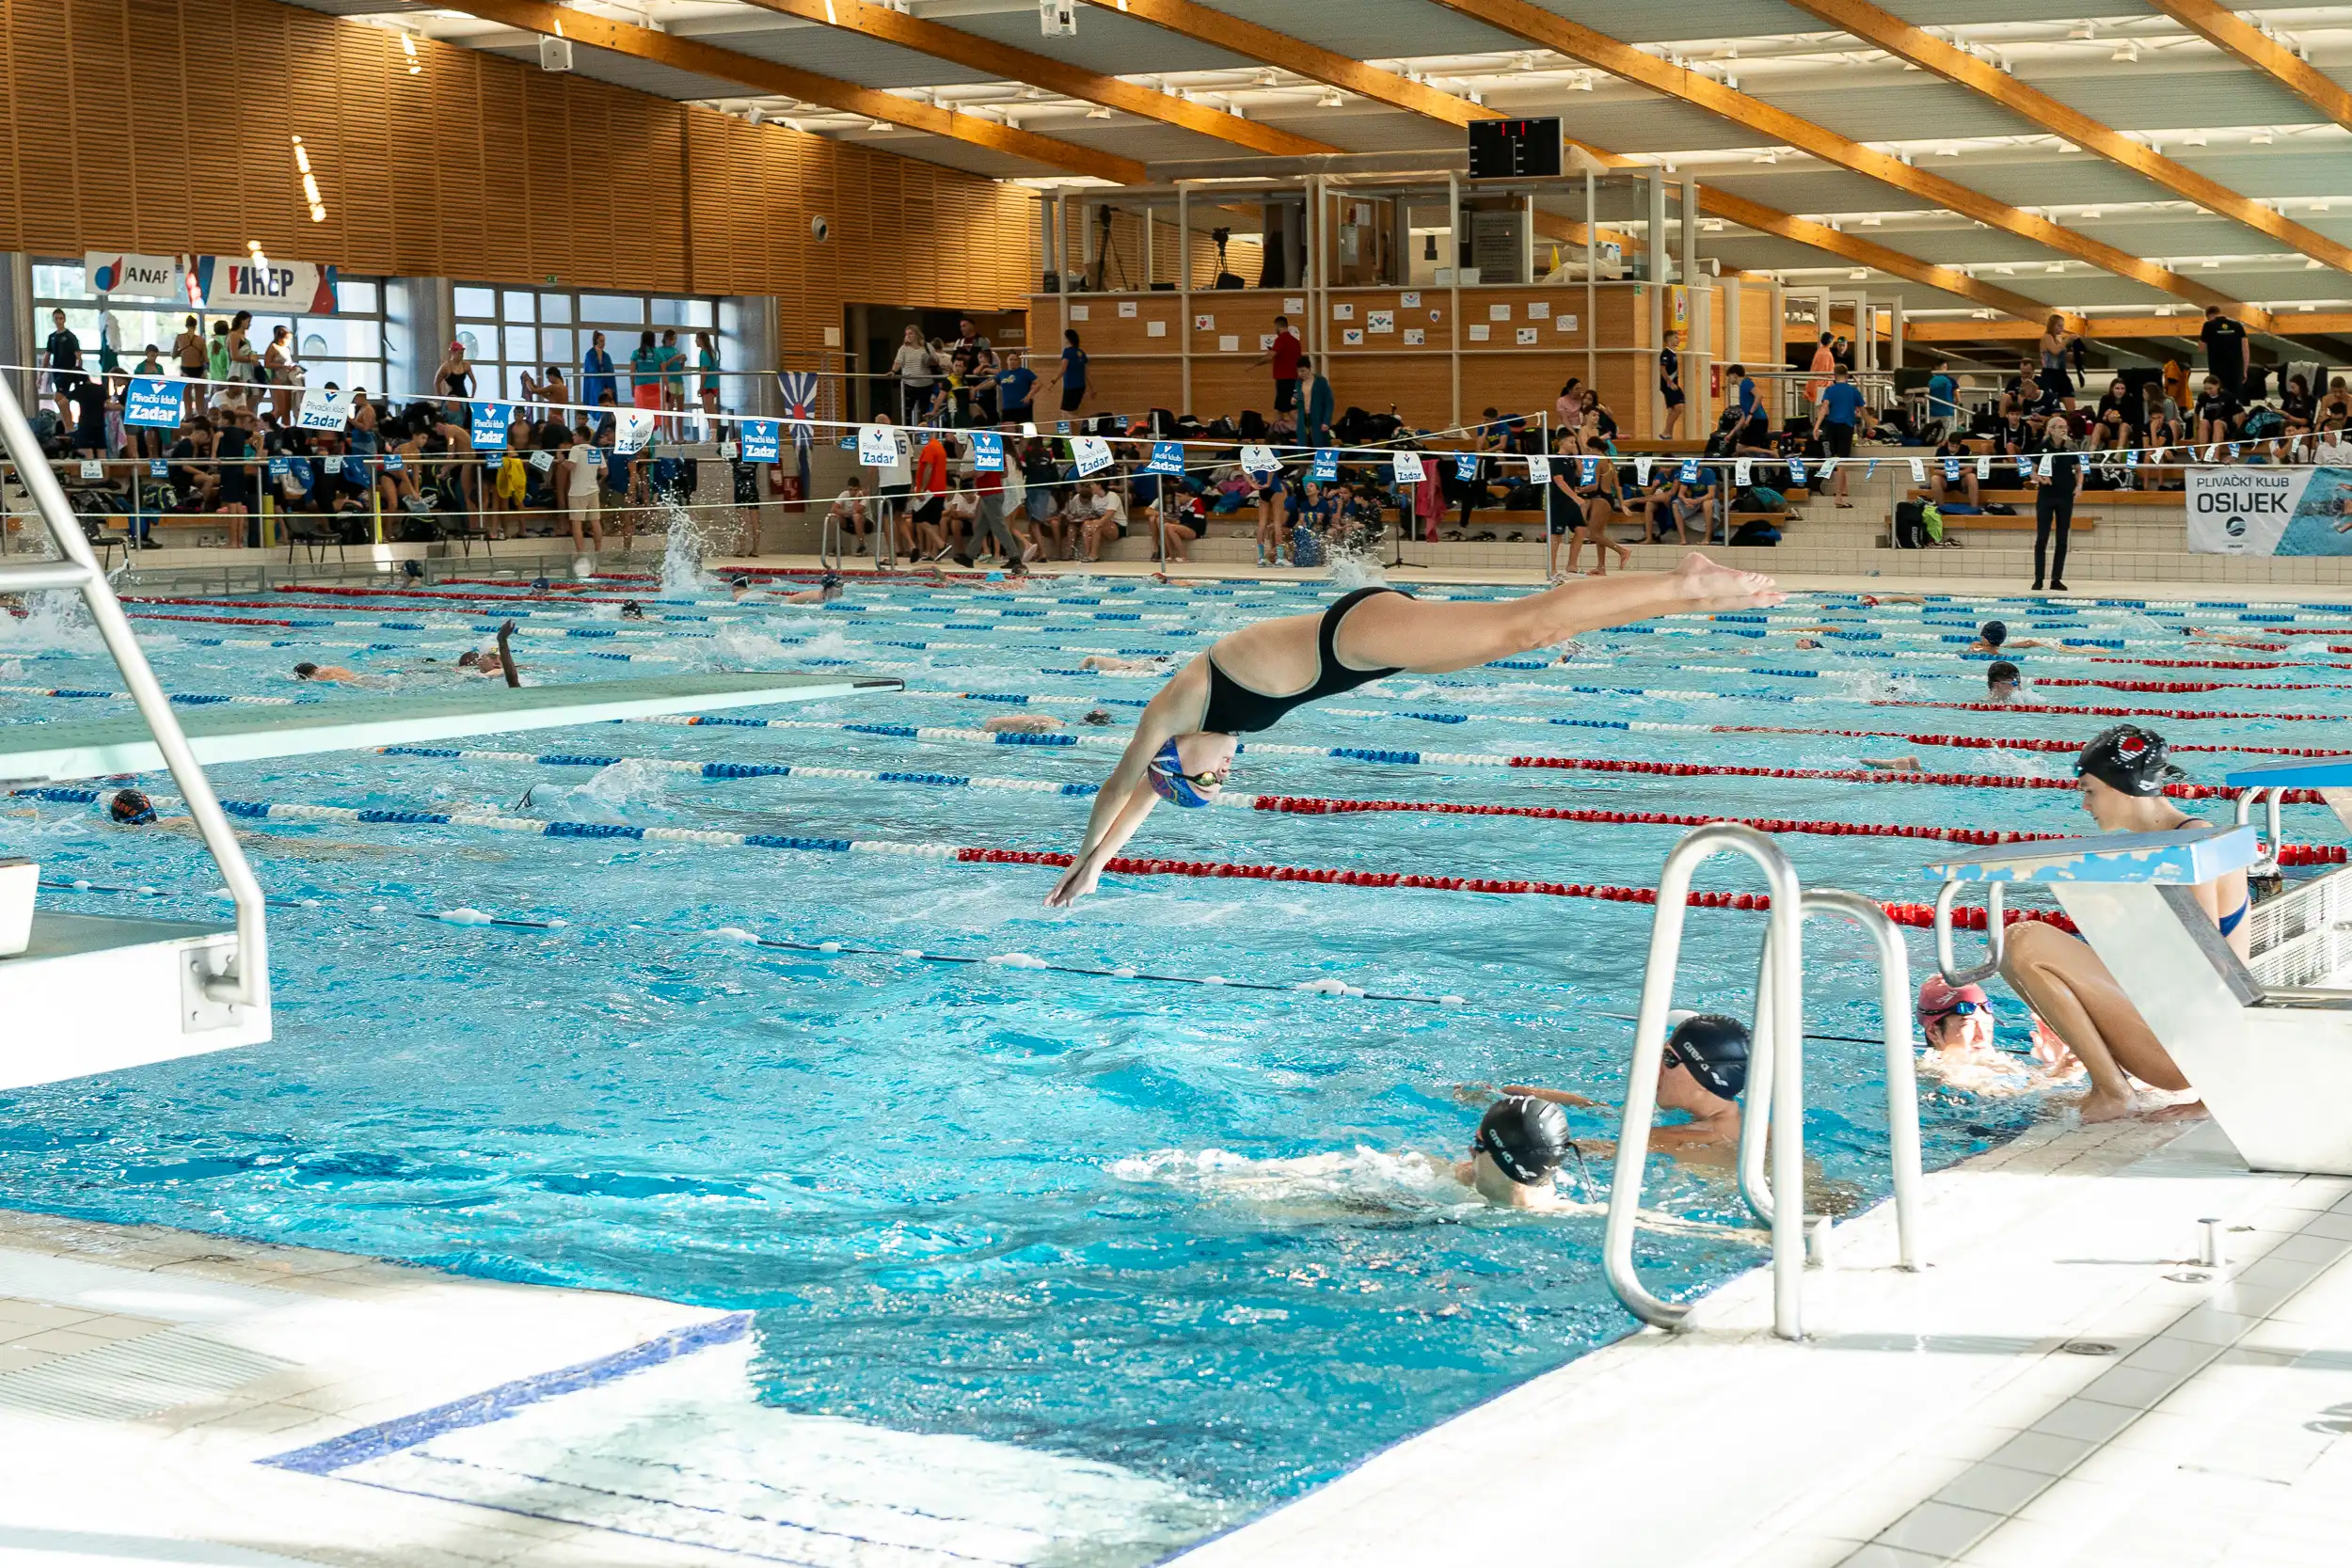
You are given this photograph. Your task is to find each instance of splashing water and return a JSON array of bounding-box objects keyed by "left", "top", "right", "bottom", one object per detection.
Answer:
[
  {"left": 659, "top": 497, "right": 710, "bottom": 595},
  {"left": 1326, "top": 548, "right": 1389, "bottom": 592}
]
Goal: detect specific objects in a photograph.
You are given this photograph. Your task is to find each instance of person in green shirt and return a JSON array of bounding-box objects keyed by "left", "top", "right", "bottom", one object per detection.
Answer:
[
  {"left": 694, "top": 330, "right": 721, "bottom": 420},
  {"left": 660, "top": 328, "right": 689, "bottom": 416},
  {"left": 628, "top": 330, "right": 663, "bottom": 413}
]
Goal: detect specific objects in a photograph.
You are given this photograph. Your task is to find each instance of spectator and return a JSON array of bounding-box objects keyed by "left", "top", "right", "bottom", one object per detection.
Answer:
[
  {"left": 68, "top": 373, "right": 110, "bottom": 460},
  {"left": 2201, "top": 306, "right": 2247, "bottom": 401},
  {"left": 2193, "top": 374, "right": 2237, "bottom": 449},
  {"left": 911, "top": 424, "right": 949, "bottom": 558},
  {"left": 889, "top": 326, "right": 935, "bottom": 424},
  {"left": 1066, "top": 479, "right": 1122, "bottom": 562},
  {"left": 997, "top": 350, "right": 1037, "bottom": 428},
  {"left": 1929, "top": 429, "right": 1977, "bottom": 511},
  {"left": 437, "top": 340, "right": 474, "bottom": 401},
  {"left": 1300, "top": 356, "right": 1334, "bottom": 447},
  {"left": 694, "top": 330, "right": 720, "bottom": 421},
  {"left": 2038, "top": 314, "right": 2077, "bottom": 411},
  {"left": 1805, "top": 330, "right": 1835, "bottom": 402},
  {"left": 628, "top": 330, "right": 663, "bottom": 413},
  {"left": 1925, "top": 358, "right": 1958, "bottom": 429},
  {"left": 215, "top": 407, "right": 260, "bottom": 546},
  {"left": 1812, "top": 364, "right": 1872, "bottom": 509},
  {"left": 1021, "top": 436, "right": 1065, "bottom": 560},
  {"left": 541, "top": 364, "right": 570, "bottom": 410},
  {"left": 558, "top": 420, "right": 604, "bottom": 558},
  {"left": 263, "top": 325, "right": 297, "bottom": 423},
  {"left": 1254, "top": 314, "right": 1304, "bottom": 434},
  {"left": 1658, "top": 328, "right": 1685, "bottom": 440},
  {"left": 43, "top": 309, "right": 84, "bottom": 423},
  {"left": 825, "top": 472, "right": 871, "bottom": 558},
  {"left": 2026, "top": 411, "right": 2078, "bottom": 593},
  {"left": 580, "top": 331, "right": 617, "bottom": 408},
  {"left": 1044, "top": 327, "right": 1088, "bottom": 420},
  {"left": 172, "top": 313, "right": 207, "bottom": 417}
]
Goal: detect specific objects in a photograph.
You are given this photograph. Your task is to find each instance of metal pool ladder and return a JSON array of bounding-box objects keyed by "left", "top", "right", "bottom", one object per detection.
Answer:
[
  {"left": 0, "top": 371, "right": 267, "bottom": 1010},
  {"left": 1603, "top": 823, "right": 1925, "bottom": 1341}
]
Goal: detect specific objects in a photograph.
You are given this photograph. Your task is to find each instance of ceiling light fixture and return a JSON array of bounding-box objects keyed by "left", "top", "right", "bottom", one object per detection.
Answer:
[
  {"left": 1935, "top": 144, "right": 1960, "bottom": 157},
  {"left": 866, "top": 119, "right": 893, "bottom": 132},
  {"left": 2081, "top": 207, "right": 2101, "bottom": 218},
  {"left": 2111, "top": 41, "right": 2139, "bottom": 62},
  {"left": 2046, "top": 261, "right": 2064, "bottom": 273},
  {"left": 1086, "top": 104, "right": 1113, "bottom": 119},
  {"left": 1861, "top": 214, "right": 1882, "bottom": 227},
  {"left": 1317, "top": 87, "right": 1344, "bottom": 107},
  {"left": 1848, "top": 268, "right": 1868, "bottom": 280},
  {"left": 2249, "top": 128, "right": 2274, "bottom": 145}
]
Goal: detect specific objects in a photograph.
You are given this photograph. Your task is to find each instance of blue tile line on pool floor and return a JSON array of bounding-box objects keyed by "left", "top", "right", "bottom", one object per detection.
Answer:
[{"left": 261, "top": 1311, "right": 754, "bottom": 1476}]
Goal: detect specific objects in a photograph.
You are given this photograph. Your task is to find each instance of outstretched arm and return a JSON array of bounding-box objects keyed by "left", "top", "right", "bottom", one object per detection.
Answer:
[{"left": 1046, "top": 661, "right": 1208, "bottom": 907}]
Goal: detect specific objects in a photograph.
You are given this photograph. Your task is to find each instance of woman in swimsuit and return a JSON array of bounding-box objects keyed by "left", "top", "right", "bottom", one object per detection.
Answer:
[
  {"left": 1045, "top": 555, "right": 1784, "bottom": 906},
  {"left": 1998, "top": 724, "right": 2247, "bottom": 1122}
]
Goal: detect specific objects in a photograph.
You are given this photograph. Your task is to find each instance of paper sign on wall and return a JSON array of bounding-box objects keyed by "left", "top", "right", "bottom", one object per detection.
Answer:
[
  {"left": 1489, "top": 304, "right": 1511, "bottom": 321},
  {"left": 1070, "top": 305, "right": 1089, "bottom": 322},
  {"left": 77, "top": 459, "right": 103, "bottom": 479},
  {"left": 1146, "top": 321, "right": 1167, "bottom": 338},
  {"left": 611, "top": 408, "right": 658, "bottom": 455},
  {"left": 1260, "top": 334, "right": 1276, "bottom": 350},
  {"left": 1333, "top": 303, "right": 1354, "bottom": 320},
  {"left": 1194, "top": 315, "right": 1214, "bottom": 331},
  {"left": 1975, "top": 456, "right": 1992, "bottom": 479},
  {"left": 1218, "top": 335, "right": 1240, "bottom": 352},
  {"left": 1072, "top": 436, "right": 1115, "bottom": 477},
  {"left": 1404, "top": 329, "right": 1425, "bottom": 346},
  {"left": 717, "top": 441, "right": 739, "bottom": 461},
  {"left": 1635, "top": 456, "right": 1654, "bottom": 484},
  {"left": 1118, "top": 300, "right": 1137, "bottom": 318},
  {"left": 1392, "top": 451, "right": 1425, "bottom": 484},
  {"left": 1284, "top": 297, "right": 1306, "bottom": 313},
  {"left": 1910, "top": 458, "right": 1928, "bottom": 483},
  {"left": 741, "top": 419, "right": 781, "bottom": 463},
  {"left": 1469, "top": 325, "right": 1490, "bottom": 342},
  {"left": 1734, "top": 458, "right": 1753, "bottom": 486},
  {"left": 295, "top": 387, "right": 352, "bottom": 432},
  {"left": 1556, "top": 314, "right": 1578, "bottom": 332},
  {"left": 1579, "top": 457, "right": 1597, "bottom": 486},
  {"left": 1788, "top": 456, "right": 1806, "bottom": 485},
  {"left": 1367, "top": 311, "right": 1394, "bottom": 333},
  {"left": 123, "top": 377, "right": 182, "bottom": 427},
  {"left": 856, "top": 423, "right": 900, "bottom": 467},
  {"left": 1515, "top": 327, "right": 1538, "bottom": 345},
  {"left": 1343, "top": 329, "right": 1365, "bottom": 346},
  {"left": 1400, "top": 292, "right": 1422, "bottom": 308},
  {"left": 1526, "top": 454, "right": 1550, "bottom": 483}
]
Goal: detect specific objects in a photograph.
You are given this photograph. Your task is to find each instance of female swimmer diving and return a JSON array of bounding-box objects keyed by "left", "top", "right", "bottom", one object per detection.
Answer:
[{"left": 1045, "top": 552, "right": 1783, "bottom": 906}]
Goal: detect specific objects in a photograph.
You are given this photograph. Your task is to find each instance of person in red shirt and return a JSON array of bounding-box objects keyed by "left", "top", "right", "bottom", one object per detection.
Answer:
[
  {"left": 1256, "top": 316, "right": 1305, "bottom": 434},
  {"left": 912, "top": 430, "right": 950, "bottom": 559},
  {"left": 969, "top": 434, "right": 1027, "bottom": 572}
]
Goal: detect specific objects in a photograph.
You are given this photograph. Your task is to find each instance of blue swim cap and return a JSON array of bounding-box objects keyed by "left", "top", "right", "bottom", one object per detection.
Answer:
[{"left": 1146, "top": 736, "right": 1218, "bottom": 808}]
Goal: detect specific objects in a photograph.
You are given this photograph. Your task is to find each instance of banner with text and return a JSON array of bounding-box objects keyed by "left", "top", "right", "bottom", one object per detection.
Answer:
[
  {"left": 86, "top": 252, "right": 183, "bottom": 300},
  {"left": 2185, "top": 467, "right": 2350, "bottom": 556},
  {"left": 122, "top": 377, "right": 183, "bottom": 427},
  {"left": 185, "top": 254, "right": 339, "bottom": 313}
]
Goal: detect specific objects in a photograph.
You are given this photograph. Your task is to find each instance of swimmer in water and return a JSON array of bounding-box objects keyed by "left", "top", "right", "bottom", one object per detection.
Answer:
[
  {"left": 1446, "top": 1096, "right": 1579, "bottom": 1210},
  {"left": 1860, "top": 754, "right": 1923, "bottom": 771},
  {"left": 1997, "top": 724, "right": 2242, "bottom": 1122},
  {"left": 981, "top": 713, "right": 1063, "bottom": 735},
  {"left": 1048, "top": 555, "right": 1782, "bottom": 906},
  {"left": 1985, "top": 659, "right": 2025, "bottom": 705},
  {"left": 1079, "top": 655, "right": 1168, "bottom": 673},
  {"left": 1081, "top": 707, "right": 1115, "bottom": 726},
  {"left": 1914, "top": 976, "right": 2076, "bottom": 1097},
  {"left": 1503, "top": 1012, "right": 1751, "bottom": 1172},
  {"left": 457, "top": 621, "right": 521, "bottom": 687},
  {"left": 2182, "top": 626, "right": 2284, "bottom": 650},
  {"left": 784, "top": 572, "right": 846, "bottom": 605},
  {"left": 619, "top": 600, "right": 646, "bottom": 620},
  {"left": 292, "top": 661, "right": 361, "bottom": 683},
  {"left": 102, "top": 787, "right": 400, "bottom": 860},
  {"left": 1967, "top": 619, "right": 2046, "bottom": 655},
  {"left": 109, "top": 787, "right": 158, "bottom": 824},
  {"left": 729, "top": 577, "right": 767, "bottom": 603}
]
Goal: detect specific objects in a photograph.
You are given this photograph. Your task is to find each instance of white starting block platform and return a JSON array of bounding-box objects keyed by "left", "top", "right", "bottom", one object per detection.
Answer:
[{"left": 1927, "top": 823, "right": 2352, "bottom": 1177}]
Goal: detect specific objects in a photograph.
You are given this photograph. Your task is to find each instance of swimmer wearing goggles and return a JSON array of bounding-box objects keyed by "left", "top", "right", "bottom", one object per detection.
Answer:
[
  {"left": 1046, "top": 555, "right": 1784, "bottom": 907},
  {"left": 1498, "top": 1012, "right": 1752, "bottom": 1175}
]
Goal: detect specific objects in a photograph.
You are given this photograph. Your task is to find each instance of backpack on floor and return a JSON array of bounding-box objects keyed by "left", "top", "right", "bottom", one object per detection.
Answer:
[
  {"left": 1894, "top": 499, "right": 1928, "bottom": 548},
  {"left": 1921, "top": 501, "right": 1945, "bottom": 543},
  {"left": 1729, "top": 518, "right": 1781, "bottom": 546}
]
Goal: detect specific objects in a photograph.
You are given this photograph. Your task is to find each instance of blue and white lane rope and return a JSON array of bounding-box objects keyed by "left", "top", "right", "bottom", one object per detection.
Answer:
[
  {"left": 376, "top": 745, "right": 1104, "bottom": 796},
  {"left": 28, "top": 843, "right": 1464, "bottom": 1007}
]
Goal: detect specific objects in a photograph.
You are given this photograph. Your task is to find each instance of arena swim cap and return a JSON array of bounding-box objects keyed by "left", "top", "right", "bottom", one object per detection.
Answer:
[
  {"left": 2076, "top": 723, "right": 2184, "bottom": 797},
  {"left": 108, "top": 788, "right": 156, "bottom": 825},
  {"left": 1475, "top": 1096, "right": 1576, "bottom": 1186},
  {"left": 1666, "top": 1012, "right": 1751, "bottom": 1100},
  {"left": 1979, "top": 620, "right": 2008, "bottom": 648},
  {"left": 1146, "top": 736, "right": 1223, "bottom": 808}
]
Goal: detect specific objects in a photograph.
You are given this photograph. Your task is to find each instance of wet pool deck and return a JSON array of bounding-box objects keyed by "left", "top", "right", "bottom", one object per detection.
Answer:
[{"left": 3, "top": 1117, "right": 2346, "bottom": 1568}]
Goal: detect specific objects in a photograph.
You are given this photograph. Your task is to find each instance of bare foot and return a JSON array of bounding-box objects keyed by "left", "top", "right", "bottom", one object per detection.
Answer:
[
  {"left": 2077, "top": 1086, "right": 2140, "bottom": 1123},
  {"left": 2146, "top": 1098, "right": 2208, "bottom": 1122},
  {"left": 1671, "top": 551, "right": 1785, "bottom": 611}
]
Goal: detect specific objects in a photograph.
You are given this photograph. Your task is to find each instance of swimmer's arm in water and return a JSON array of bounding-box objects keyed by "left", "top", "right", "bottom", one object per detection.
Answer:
[
  {"left": 1861, "top": 755, "right": 1922, "bottom": 771},
  {"left": 1500, "top": 1085, "right": 1604, "bottom": 1110},
  {"left": 1045, "top": 661, "right": 1207, "bottom": 908}
]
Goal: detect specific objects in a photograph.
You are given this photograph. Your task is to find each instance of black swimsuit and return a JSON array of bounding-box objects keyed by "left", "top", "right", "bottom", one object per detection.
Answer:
[{"left": 1200, "top": 586, "right": 1410, "bottom": 735}]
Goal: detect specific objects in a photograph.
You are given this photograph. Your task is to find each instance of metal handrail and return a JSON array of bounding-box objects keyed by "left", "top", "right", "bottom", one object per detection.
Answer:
[
  {"left": 1933, "top": 879, "right": 2006, "bottom": 986},
  {"left": 1737, "top": 892, "right": 1925, "bottom": 1273},
  {"left": 0, "top": 375, "right": 267, "bottom": 1008},
  {"left": 2235, "top": 786, "right": 2284, "bottom": 877},
  {"left": 1603, "top": 822, "right": 1804, "bottom": 1338}
]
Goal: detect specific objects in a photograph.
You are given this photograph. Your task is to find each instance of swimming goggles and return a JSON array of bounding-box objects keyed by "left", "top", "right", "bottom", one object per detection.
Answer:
[
  {"left": 1919, "top": 999, "right": 1986, "bottom": 1020},
  {"left": 1147, "top": 737, "right": 1226, "bottom": 807}
]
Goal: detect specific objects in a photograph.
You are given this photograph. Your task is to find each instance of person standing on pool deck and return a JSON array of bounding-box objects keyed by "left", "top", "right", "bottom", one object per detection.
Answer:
[
  {"left": 1252, "top": 315, "right": 1304, "bottom": 434},
  {"left": 1812, "top": 364, "right": 1872, "bottom": 510},
  {"left": 1997, "top": 725, "right": 2243, "bottom": 1122},
  {"left": 1044, "top": 555, "right": 1784, "bottom": 905}
]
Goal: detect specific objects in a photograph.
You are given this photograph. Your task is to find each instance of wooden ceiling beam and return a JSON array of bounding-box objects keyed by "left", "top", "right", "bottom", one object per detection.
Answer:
[
  {"left": 437, "top": 0, "right": 1148, "bottom": 183},
  {"left": 1089, "top": 0, "right": 2066, "bottom": 325},
  {"left": 1422, "top": 0, "right": 2267, "bottom": 326},
  {"left": 1908, "top": 311, "right": 2352, "bottom": 342},
  {"left": 1781, "top": 0, "right": 2352, "bottom": 276},
  {"left": 2145, "top": 0, "right": 2352, "bottom": 134},
  {"left": 733, "top": 0, "right": 1339, "bottom": 159}
]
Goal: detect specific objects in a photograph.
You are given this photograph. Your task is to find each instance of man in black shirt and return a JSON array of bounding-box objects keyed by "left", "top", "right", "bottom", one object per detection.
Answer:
[
  {"left": 2201, "top": 306, "right": 2247, "bottom": 401},
  {"left": 44, "top": 309, "right": 84, "bottom": 423},
  {"left": 68, "top": 377, "right": 110, "bottom": 458}
]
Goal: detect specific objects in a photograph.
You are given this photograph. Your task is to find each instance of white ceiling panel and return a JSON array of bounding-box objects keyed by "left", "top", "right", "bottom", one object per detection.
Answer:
[
  {"left": 951, "top": 7, "right": 1257, "bottom": 74},
  {"left": 1182, "top": 0, "right": 1524, "bottom": 58}
]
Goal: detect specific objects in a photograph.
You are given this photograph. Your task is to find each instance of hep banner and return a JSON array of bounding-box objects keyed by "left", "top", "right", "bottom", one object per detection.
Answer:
[
  {"left": 185, "top": 254, "right": 338, "bottom": 313},
  {"left": 2186, "top": 466, "right": 2351, "bottom": 556}
]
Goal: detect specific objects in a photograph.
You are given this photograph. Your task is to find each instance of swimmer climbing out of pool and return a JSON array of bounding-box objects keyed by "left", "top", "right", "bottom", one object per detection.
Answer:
[
  {"left": 1997, "top": 724, "right": 2244, "bottom": 1122},
  {"left": 1045, "top": 554, "right": 1784, "bottom": 906}
]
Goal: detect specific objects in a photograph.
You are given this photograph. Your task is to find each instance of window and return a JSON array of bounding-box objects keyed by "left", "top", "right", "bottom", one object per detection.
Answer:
[
  {"left": 27, "top": 257, "right": 389, "bottom": 405},
  {"left": 455, "top": 285, "right": 716, "bottom": 404}
]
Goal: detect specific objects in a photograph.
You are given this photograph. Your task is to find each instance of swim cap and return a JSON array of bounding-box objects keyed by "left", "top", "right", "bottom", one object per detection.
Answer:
[
  {"left": 1979, "top": 620, "right": 2008, "bottom": 647},
  {"left": 1146, "top": 736, "right": 1221, "bottom": 808},
  {"left": 619, "top": 600, "right": 644, "bottom": 619},
  {"left": 292, "top": 662, "right": 318, "bottom": 679},
  {"left": 1475, "top": 1096, "right": 1575, "bottom": 1186},
  {"left": 2076, "top": 723, "right": 2184, "bottom": 797},
  {"left": 1665, "top": 1013, "right": 1750, "bottom": 1100},
  {"left": 108, "top": 788, "right": 156, "bottom": 825},
  {"left": 1917, "top": 976, "right": 1990, "bottom": 1022},
  {"left": 1986, "top": 659, "right": 2020, "bottom": 688},
  {"left": 731, "top": 577, "right": 751, "bottom": 591}
]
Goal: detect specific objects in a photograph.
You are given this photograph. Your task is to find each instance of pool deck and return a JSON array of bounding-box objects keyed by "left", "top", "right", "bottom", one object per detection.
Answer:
[{"left": 3, "top": 1117, "right": 2347, "bottom": 1568}]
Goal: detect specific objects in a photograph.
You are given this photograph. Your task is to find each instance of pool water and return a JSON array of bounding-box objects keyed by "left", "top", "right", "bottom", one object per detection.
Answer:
[{"left": 2, "top": 572, "right": 2337, "bottom": 1560}]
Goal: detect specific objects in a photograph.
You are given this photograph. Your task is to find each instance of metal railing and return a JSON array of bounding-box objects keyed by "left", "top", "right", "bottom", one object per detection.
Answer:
[
  {"left": 0, "top": 373, "right": 267, "bottom": 1009},
  {"left": 1604, "top": 823, "right": 1923, "bottom": 1340},
  {"left": 1933, "top": 879, "right": 2007, "bottom": 987}
]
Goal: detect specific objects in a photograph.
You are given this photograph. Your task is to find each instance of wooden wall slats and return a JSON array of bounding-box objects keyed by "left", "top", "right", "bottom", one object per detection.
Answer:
[{"left": 1, "top": 0, "right": 1037, "bottom": 350}]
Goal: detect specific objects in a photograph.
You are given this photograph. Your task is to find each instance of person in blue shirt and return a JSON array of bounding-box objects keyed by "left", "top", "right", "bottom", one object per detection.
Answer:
[
  {"left": 996, "top": 351, "right": 1038, "bottom": 425},
  {"left": 1812, "top": 365, "right": 1873, "bottom": 509},
  {"left": 1926, "top": 358, "right": 1959, "bottom": 430},
  {"left": 580, "top": 331, "right": 617, "bottom": 409},
  {"left": 1043, "top": 328, "right": 1088, "bottom": 416}
]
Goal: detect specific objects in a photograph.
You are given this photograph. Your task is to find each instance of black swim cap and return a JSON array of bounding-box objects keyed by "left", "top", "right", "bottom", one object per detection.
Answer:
[
  {"left": 1666, "top": 1013, "right": 1750, "bottom": 1100},
  {"left": 1475, "top": 1096, "right": 1575, "bottom": 1186},
  {"left": 292, "top": 662, "right": 318, "bottom": 678},
  {"left": 1987, "top": 659, "right": 2020, "bottom": 687},
  {"left": 108, "top": 788, "right": 156, "bottom": 825},
  {"left": 1979, "top": 620, "right": 2008, "bottom": 647},
  {"left": 2077, "top": 723, "right": 2185, "bottom": 797},
  {"left": 620, "top": 600, "right": 644, "bottom": 618}
]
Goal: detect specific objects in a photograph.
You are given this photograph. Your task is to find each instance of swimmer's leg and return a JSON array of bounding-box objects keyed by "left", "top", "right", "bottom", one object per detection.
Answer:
[
  {"left": 1342, "top": 552, "right": 1780, "bottom": 673},
  {"left": 2000, "top": 922, "right": 2189, "bottom": 1121}
]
